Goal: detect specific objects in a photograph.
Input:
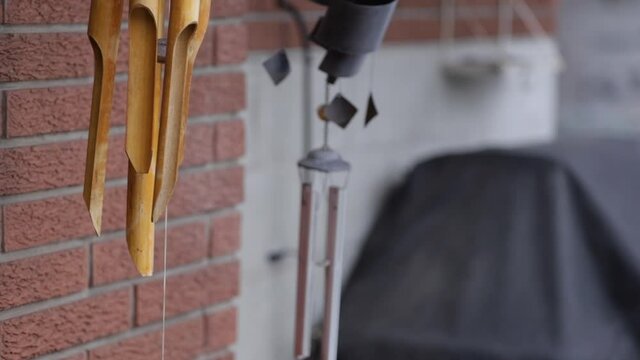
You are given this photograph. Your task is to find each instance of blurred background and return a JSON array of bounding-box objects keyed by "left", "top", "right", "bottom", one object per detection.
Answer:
[{"left": 241, "top": 0, "right": 640, "bottom": 359}]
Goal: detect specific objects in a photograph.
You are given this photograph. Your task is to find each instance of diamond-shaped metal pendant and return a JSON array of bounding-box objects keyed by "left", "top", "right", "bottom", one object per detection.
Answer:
[
  {"left": 326, "top": 94, "right": 358, "bottom": 128},
  {"left": 262, "top": 49, "right": 291, "bottom": 86},
  {"left": 365, "top": 93, "right": 378, "bottom": 127}
]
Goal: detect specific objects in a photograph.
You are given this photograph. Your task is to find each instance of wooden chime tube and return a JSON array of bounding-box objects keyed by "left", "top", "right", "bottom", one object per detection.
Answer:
[
  {"left": 295, "top": 184, "right": 315, "bottom": 359},
  {"left": 177, "top": 0, "right": 211, "bottom": 165},
  {"left": 126, "top": 0, "right": 164, "bottom": 276},
  {"left": 321, "top": 187, "right": 344, "bottom": 360},
  {"left": 153, "top": 0, "right": 210, "bottom": 222},
  {"left": 84, "top": 0, "right": 124, "bottom": 235}
]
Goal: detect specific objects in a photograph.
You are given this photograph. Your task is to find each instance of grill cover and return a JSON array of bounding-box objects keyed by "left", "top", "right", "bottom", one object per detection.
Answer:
[{"left": 339, "top": 139, "right": 640, "bottom": 360}]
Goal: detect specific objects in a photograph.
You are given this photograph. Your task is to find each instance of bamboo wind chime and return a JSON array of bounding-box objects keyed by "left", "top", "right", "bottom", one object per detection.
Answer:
[{"left": 84, "top": 0, "right": 211, "bottom": 276}]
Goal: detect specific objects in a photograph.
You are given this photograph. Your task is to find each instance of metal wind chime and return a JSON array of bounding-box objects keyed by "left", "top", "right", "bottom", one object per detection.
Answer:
[
  {"left": 263, "top": 1, "right": 397, "bottom": 359},
  {"left": 84, "top": 0, "right": 210, "bottom": 276}
]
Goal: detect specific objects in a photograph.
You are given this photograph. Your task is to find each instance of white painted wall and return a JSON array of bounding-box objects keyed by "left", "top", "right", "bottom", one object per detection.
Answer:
[{"left": 238, "top": 39, "right": 558, "bottom": 360}]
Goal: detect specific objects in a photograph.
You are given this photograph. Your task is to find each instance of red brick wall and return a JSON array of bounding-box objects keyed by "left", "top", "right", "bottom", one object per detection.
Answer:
[
  {"left": 0, "top": 1, "right": 246, "bottom": 359},
  {"left": 0, "top": 0, "right": 556, "bottom": 359}
]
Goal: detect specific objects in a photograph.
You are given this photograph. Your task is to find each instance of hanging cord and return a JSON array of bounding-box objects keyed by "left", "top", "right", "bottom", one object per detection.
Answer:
[
  {"left": 510, "top": 0, "right": 564, "bottom": 70},
  {"left": 278, "top": 0, "right": 314, "bottom": 153},
  {"left": 322, "top": 80, "right": 330, "bottom": 149},
  {"left": 161, "top": 209, "right": 169, "bottom": 359}
]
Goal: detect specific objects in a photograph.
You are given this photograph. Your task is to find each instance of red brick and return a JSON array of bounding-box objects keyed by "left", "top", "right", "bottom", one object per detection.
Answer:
[
  {"left": 0, "top": 32, "right": 128, "bottom": 82},
  {"left": 92, "top": 221, "right": 209, "bottom": 286},
  {"left": 213, "top": 0, "right": 248, "bottom": 18},
  {"left": 209, "top": 261, "right": 240, "bottom": 304},
  {"left": 135, "top": 261, "right": 239, "bottom": 325},
  {"left": 0, "top": 289, "right": 131, "bottom": 359},
  {"left": 196, "top": 25, "right": 216, "bottom": 67},
  {"left": 205, "top": 307, "right": 237, "bottom": 351},
  {"left": 0, "top": 136, "right": 127, "bottom": 196},
  {"left": 5, "top": 0, "right": 129, "bottom": 24},
  {"left": 6, "top": 82, "right": 127, "bottom": 138},
  {"left": 183, "top": 122, "right": 216, "bottom": 166},
  {"left": 0, "top": 120, "right": 217, "bottom": 196},
  {"left": 210, "top": 213, "right": 241, "bottom": 257},
  {"left": 2, "top": 186, "right": 127, "bottom": 251},
  {"left": 3, "top": 167, "right": 241, "bottom": 251},
  {"left": 214, "top": 24, "right": 248, "bottom": 65},
  {"left": 385, "top": 18, "right": 440, "bottom": 43},
  {"left": 214, "top": 120, "right": 245, "bottom": 161},
  {"left": 190, "top": 73, "right": 246, "bottom": 116},
  {"left": 1, "top": 92, "right": 5, "bottom": 138},
  {"left": 247, "top": 19, "right": 315, "bottom": 50},
  {"left": 168, "top": 167, "right": 244, "bottom": 219},
  {"left": 0, "top": 247, "right": 88, "bottom": 310},
  {"left": 206, "top": 353, "right": 234, "bottom": 360},
  {"left": 89, "top": 317, "right": 204, "bottom": 360}
]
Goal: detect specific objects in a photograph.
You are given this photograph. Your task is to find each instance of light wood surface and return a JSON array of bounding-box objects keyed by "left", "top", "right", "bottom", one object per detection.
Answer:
[
  {"left": 152, "top": 0, "right": 203, "bottom": 222},
  {"left": 84, "top": 0, "right": 124, "bottom": 235},
  {"left": 177, "top": 0, "right": 211, "bottom": 165},
  {"left": 126, "top": 0, "right": 164, "bottom": 277}
]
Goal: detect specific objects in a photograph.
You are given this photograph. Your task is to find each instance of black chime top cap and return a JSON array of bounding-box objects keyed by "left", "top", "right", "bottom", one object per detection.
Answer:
[
  {"left": 320, "top": 50, "right": 367, "bottom": 80},
  {"left": 311, "top": 0, "right": 398, "bottom": 79},
  {"left": 299, "top": 148, "right": 351, "bottom": 173}
]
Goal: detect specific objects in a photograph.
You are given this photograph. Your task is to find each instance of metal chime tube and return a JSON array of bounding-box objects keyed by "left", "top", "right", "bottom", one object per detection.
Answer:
[
  {"left": 321, "top": 187, "right": 345, "bottom": 360},
  {"left": 295, "top": 148, "right": 350, "bottom": 360},
  {"left": 295, "top": 184, "right": 315, "bottom": 359}
]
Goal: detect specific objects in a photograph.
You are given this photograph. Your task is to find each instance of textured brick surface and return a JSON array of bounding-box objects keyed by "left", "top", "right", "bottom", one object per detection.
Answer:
[
  {"left": 196, "top": 25, "right": 216, "bottom": 67},
  {"left": 190, "top": 73, "right": 247, "bottom": 116},
  {"left": 6, "top": 82, "right": 127, "bottom": 138},
  {"left": 214, "top": 120, "right": 245, "bottom": 161},
  {"left": 135, "top": 261, "right": 239, "bottom": 325},
  {"left": 0, "top": 247, "right": 88, "bottom": 310},
  {"left": 210, "top": 213, "right": 242, "bottom": 257},
  {"left": 0, "top": 289, "right": 131, "bottom": 359},
  {"left": 214, "top": 24, "right": 248, "bottom": 65},
  {"left": 0, "top": 136, "right": 127, "bottom": 196},
  {"left": 213, "top": 0, "right": 248, "bottom": 18},
  {"left": 184, "top": 123, "right": 216, "bottom": 166},
  {"left": 3, "top": 167, "right": 241, "bottom": 251},
  {"left": 0, "top": 32, "right": 128, "bottom": 82},
  {"left": 4, "top": 0, "right": 129, "bottom": 24},
  {"left": 0, "top": 0, "right": 249, "bottom": 357},
  {"left": 0, "top": 121, "right": 221, "bottom": 196},
  {"left": 89, "top": 317, "right": 204, "bottom": 360},
  {"left": 2, "top": 186, "right": 127, "bottom": 251},
  {"left": 247, "top": 20, "right": 310, "bottom": 50},
  {"left": 92, "top": 221, "right": 209, "bottom": 286},
  {"left": 206, "top": 307, "right": 238, "bottom": 351},
  {"left": 168, "top": 167, "right": 245, "bottom": 219}
]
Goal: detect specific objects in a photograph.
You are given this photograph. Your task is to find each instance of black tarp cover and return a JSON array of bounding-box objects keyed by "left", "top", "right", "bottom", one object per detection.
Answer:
[{"left": 339, "top": 139, "right": 640, "bottom": 360}]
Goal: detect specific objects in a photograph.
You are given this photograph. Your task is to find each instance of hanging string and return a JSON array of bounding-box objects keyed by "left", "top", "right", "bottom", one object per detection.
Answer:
[
  {"left": 161, "top": 209, "right": 169, "bottom": 360},
  {"left": 323, "top": 80, "right": 330, "bottom": 148}
]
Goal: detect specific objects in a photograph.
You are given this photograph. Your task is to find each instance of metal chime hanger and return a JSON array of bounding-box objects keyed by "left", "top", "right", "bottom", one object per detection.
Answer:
[
  {"left": 84, "top": 0, "right": 210, "bottom": 276},
  {"left": 261, "top": 1, "right": 396, "bottom": 358}
]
